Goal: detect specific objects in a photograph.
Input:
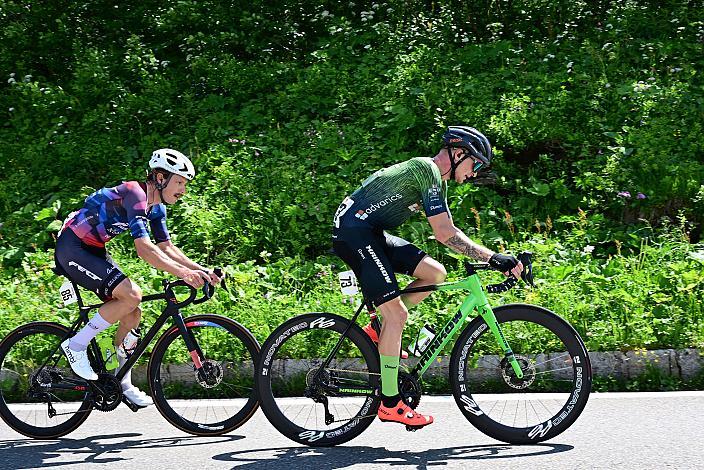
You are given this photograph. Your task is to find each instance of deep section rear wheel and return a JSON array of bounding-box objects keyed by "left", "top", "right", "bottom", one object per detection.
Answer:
[
  {"left": 148, "top": 314, "right": 260, "bottom": 436},
  {"left": 0, "top": 322, "right": 92, "bottom": 438},
  {"left": 256, "top": 313, "right": 380, "bottom": 447},
  {"left": 450, "top": 304, "right": 591, "bottom": 444}
]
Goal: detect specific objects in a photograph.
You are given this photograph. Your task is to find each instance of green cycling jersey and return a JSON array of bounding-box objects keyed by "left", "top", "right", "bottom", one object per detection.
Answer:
[{"left": 334, "top": 157, "right": 448, "bottom": 230}]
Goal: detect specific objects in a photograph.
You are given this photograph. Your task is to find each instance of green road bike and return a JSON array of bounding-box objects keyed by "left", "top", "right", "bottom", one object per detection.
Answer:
[
  {"left": 0, "top": 268, "right": 260, "bottom": 439},
  {"left": 256, "top": 252, "right": 592, "bottom": 446}
]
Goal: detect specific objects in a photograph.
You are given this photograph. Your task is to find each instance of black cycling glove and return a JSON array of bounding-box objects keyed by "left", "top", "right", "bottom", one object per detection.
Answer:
[{"left": 489, "top": 253, "right": 519, "bottom": 273}]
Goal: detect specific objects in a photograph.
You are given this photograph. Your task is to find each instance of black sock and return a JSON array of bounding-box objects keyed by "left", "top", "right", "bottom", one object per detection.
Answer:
[{"left": 382, "top": 394, "right": 401, "bottom": 408}]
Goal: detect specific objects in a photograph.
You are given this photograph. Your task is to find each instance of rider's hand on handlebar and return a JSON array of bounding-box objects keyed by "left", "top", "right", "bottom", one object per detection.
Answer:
[
  {"left": 203, "top": 269, "right": 222, "bottom": 286},
  {"left": 489, "top": 253, "right": 523, "bottom": 279},
  {"left": 179, "top": 269, "right": 210, "bottom": 288}
]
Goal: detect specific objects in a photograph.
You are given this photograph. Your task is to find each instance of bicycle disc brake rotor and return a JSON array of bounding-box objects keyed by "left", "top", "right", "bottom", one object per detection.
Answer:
[
  {"left": 500, "top": 355, "right": 536, "bottom": 389},
  {"left": 92, "top": 374, "right": 123, "bottom": 412},
  {"left": 398, "top": 371, "right": 422, "bottom": 409},
  {"left": 195, "top": 359, "right": 224, "bottom": 389}
]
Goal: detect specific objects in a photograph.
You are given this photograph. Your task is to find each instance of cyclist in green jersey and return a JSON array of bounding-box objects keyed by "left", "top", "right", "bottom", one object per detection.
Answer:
[{"left": 332, "top": 126, "right": 524, "bottom": 429}]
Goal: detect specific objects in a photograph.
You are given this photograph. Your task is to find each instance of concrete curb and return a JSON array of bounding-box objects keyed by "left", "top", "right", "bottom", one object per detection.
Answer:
[{"left": 128, "top": 348, "right": 703, "bottom": 385}]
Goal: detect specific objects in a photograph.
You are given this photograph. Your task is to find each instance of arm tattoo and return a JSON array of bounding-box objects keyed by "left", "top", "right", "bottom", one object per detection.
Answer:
[{"left": 445, "top": 235, "right": 491, "bottom": 261}]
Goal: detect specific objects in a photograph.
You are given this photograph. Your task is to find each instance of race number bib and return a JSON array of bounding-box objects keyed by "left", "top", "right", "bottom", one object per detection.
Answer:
[
  {"left": 333, "top": 197, "right": 354, "bottom": 229},
  {"left": 59, "top": 280, "right": 78, "bottom": 306},
  {"left": 338, "top": 270, "right": 359, "bottom": 296}
]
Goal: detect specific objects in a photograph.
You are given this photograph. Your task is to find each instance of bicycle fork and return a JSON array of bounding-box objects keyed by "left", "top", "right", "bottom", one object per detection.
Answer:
[
  {"left": 477, "top": 305, "right": 524, "bottom": 379},
  {"left": 172, "top": 313, "right": 206, "bottom": 369}
]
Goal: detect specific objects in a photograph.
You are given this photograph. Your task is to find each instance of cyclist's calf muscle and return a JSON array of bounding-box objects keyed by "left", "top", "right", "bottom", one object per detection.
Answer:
[{"left": 377, "top": 297, "right": 408, "bottom": 356}]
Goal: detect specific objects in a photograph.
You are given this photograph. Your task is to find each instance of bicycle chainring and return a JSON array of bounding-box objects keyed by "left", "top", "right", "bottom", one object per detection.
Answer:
[
  {"left": 92, "top": 374, "right": 123, "bottom": 412},
  {"left": 500, "top": 355, "right": 536, "bottom": 390}
]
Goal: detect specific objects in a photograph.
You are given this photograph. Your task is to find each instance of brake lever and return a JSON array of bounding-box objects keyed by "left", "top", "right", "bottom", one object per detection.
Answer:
[
  {"left": 205, "top": 267, "right": 225, "bottom": 299},
  {"left": 213, "top": 267, "right": 227, "bottom": 291},
  {"left": 517, "top": 251, "right": 535, "bottom": 287}
]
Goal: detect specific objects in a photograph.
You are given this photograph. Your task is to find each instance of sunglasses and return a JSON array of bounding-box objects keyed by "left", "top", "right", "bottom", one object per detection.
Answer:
[{"left": 457, "top": 149, "right": 487, "bottom": 173}]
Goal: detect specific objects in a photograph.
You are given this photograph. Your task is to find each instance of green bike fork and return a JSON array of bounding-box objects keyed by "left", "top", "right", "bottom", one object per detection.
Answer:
[{"left": 468, "top": 277, "right": 524, "bottom": 379}]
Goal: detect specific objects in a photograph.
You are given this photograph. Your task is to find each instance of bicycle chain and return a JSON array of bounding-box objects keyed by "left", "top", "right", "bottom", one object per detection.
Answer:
[{"left": 324, "top": 368, "right": 380, "bottom": 377}]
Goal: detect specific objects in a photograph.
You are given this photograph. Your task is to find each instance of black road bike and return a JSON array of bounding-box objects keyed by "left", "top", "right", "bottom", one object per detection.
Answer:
[
  {"left": 256, "top": 253, "right": 592, "bottom": 446},
  {"left": 0, "top": 268, "right": 260, "bottom": 439}
]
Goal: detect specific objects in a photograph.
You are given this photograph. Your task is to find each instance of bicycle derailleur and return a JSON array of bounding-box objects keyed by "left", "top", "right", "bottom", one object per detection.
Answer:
[{"left": 304, "top": 367, "right": 336, "bottom": 425}]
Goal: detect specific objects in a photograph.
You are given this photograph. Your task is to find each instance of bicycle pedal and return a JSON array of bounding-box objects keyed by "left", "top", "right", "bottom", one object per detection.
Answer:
[
  {"left": 122, "top": 397, "right": 146, "bottom": 412},
  {"left": 405, "top": 425, "right": 419, "bottom": 432}
]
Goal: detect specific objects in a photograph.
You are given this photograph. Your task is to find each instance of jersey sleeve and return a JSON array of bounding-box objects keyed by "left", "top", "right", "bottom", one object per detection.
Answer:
[
  {"left": 412, "top": 158, "right": 448, "bottom": 217},
  {"left": 118, "top": 181, "right": 151, "bottom": 239},
  {"left": 148, "top": 204, "right": 171, "bottom": 243}
]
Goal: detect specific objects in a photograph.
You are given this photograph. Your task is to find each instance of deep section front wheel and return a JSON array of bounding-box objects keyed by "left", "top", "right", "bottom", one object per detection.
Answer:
[
  {"left": 256, "top": 312, "right": 380, "bottom": 447},
  {"left": 449, "top": 304, "right": 592, "bottom": 444},
  {"left": 0, "top": 322, "right": 92, "bottom": 439},
  {"left": 148, "top": 314, "right": 260, "bottom": 436}
]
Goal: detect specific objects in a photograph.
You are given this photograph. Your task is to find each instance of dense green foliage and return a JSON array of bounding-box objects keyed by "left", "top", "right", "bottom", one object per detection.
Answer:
[{"left": 0, "top": 1, "right": 702, "bottom": 358}]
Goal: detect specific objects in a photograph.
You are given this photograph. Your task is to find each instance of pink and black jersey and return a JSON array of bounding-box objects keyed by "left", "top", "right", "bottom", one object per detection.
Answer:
[{"left": 65, "top": 181, "right": 170, "bottom": 247}]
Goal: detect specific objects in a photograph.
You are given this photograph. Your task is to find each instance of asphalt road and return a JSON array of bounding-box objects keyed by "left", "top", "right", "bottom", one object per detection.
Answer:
[{"left": 1, "top": 392, "right": 703, "bottom": 469}]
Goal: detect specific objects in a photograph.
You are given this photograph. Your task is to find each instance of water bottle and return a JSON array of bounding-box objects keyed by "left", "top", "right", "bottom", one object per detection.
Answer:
[
  {"left": 409, "top": 324, "right": 436, "bottom": 357},
  {"left": 98, "top": 336, "right": 119, "bottom": 370},
  {"left": 117, "top": 329, "right": 140, "bottom": 359}
]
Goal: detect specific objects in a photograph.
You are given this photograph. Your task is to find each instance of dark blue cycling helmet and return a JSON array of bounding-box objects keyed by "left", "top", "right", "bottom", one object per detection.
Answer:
[{"left": 441, "top": 126, "right": 493, "bottom": 180}]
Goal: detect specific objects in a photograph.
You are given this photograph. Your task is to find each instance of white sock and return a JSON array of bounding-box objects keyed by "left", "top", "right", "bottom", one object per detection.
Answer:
[
  {"left": 70, "top": 312, "right": 112, "bottom": 351},
  {"left": 117, "top": 353, "right": 133, "bottom": 391}
]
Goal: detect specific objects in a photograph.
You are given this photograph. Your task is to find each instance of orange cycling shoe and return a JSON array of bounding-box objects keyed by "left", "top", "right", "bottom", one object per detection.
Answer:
[
  {"left": 362, "top": 322, "right": 409, "bottom": 359},
  {"left": 377, "top": 399, "right": 433, "bottom": 430}
]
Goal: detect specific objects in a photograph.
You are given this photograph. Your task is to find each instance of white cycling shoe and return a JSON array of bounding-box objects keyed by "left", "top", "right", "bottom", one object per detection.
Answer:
[
  {"left": 60, "top": 339, "right": 98, "bottom": 381},
  {"left": 123, "top": 386, "right": 153, "bottom": 408}
]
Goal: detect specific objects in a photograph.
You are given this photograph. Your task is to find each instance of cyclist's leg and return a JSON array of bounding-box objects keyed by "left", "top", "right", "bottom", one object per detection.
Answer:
[
  {"left": 113, "top": 306, "right": 143, "bottom": 393},
  {"left": 377, "top": 296, "right": 407, "bottom": 394},
  {"left": 376, "top": 296, "right": 433, "bottom": 427},
  {"left": 332, "top": 228, "right": 431, "bottom": 422},
  {"left": 384, "top": 232, "right": 446, "bottom": 307},
  {"left": 100, "top": 280, "right": 151, "bottom": 403},
  {"left": 55, "top": 231, "right": 131, "bottom": 378},
  {"left": 403, "top": 257, "right": 446, "bottom": 306},
  {"left": 97, "top": 278, "right": 142, "bottom": 324},
  {"left": 332, "top": 229, "right": 404, "bottom": 394},
  {"left": 114, "top": 307, "right": 141, "bottom": 345}
]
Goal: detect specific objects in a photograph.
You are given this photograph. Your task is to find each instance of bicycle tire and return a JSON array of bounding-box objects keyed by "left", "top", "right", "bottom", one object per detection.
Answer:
[
  {"left": 0, "top": 322, "right": 93, "bottom": 439},
  {"left": 256, "top": 312, "right": 380, "bottom": 447},
  {"left": 449, "top": 304, "right": 592, "bottom": 444},
  {"left": 148, "top": 314, "right": 260, "bottom": 436}
]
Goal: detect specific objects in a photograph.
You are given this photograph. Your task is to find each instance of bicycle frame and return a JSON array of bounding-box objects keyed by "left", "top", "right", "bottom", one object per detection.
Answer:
[
  {"left": 322, "top": 269, "right": 524, "bottom": 392},
  {"left": 405, "top": 274, "right": 524, "bottom": 379},
  {"left": 47, "top": 279, "right": 207, "bottom": 386}
]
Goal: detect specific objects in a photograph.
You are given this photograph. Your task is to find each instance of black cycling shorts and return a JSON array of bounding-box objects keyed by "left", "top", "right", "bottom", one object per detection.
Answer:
[
  {"left": 332, "top": 227, "right": 426, "bottom": 307},
  {"left": 55, "top": 228, "right": 127, "bottom": 301}
]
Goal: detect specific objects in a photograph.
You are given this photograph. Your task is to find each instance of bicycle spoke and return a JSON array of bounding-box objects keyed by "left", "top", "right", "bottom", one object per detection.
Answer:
[{"left": 452, "top": 309, "right": 590, "bottom": 440}]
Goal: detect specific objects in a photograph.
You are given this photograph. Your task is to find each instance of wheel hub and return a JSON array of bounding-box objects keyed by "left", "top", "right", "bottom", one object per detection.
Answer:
[
  {"left": 195, "top": 359, "right": 224, "bottom": 389},
  {"left": 500, "top": 355, "right": 536, "bottom": 389}
]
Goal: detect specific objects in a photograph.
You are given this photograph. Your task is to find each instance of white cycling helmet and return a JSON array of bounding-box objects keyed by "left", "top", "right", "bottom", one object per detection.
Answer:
[{"left": 149, "top": 148, "right": 195, "bottom": 180}]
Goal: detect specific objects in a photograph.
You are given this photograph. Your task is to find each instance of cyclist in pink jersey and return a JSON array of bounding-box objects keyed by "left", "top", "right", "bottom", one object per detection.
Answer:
[{"left": 55, "top": 149, "right": 221, "bottom": 407}]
